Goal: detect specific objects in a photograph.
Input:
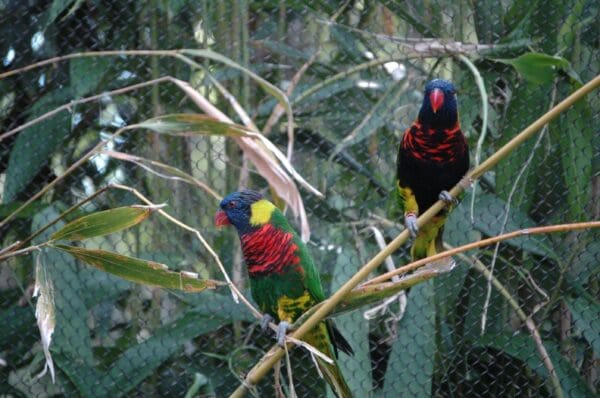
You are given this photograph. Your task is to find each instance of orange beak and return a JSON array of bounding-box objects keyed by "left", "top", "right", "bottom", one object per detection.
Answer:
[
  {"left": 214, "top": 210, "right": 230, "bottom": 227},
  {"left": 429, "top": 88, "right": 444, "bottom": 114}
]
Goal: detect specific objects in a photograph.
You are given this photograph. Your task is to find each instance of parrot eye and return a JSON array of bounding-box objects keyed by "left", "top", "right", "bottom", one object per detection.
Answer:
[{"left": 227, "top": 201, "right": 237, "bottom": 209}]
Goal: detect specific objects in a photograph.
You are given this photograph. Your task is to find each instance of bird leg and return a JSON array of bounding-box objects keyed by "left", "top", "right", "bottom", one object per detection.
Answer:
[
  {"left": 404, "top": 212, "right": 419, "bottom": 237},
  {"left": 276, "top": 321, "right": 290, "bottom": 347},
  {"left": 439, "top": 190, "right": 457, "bottom": 205},
  {"left": 260, "top": 313, "right": 274, "bottom": 332}
]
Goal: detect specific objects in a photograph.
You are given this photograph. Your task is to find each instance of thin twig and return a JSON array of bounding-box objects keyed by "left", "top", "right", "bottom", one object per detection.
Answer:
[
  {"left": 0, "top": 243, "right": 48, "bottom": 263},
  {"left": 107, "top": 183, "right": 244, "bottom": 306},
  {"left": 283, "top": 344, "right": 297, "bottom": 398},
  {"left": 363, "top": 221, "right": 600, "bottom": 287},
  {"left": 0, "top": 76, "right": 173, "bottom": 142},
  {"left": 456, "top": 54, "right": 488, "bottom": 224},
  {"left": 481, "top": 83, "right": 557, "bottom": 334},
  {"left": 103, "top": 150, "right": 221, "bottom": 200},
  {"left": 0, "top": 125, "right": 132, "bottom": 230},
  {"left": 228, "top": 75, "right": 600, "bottom": 398}
]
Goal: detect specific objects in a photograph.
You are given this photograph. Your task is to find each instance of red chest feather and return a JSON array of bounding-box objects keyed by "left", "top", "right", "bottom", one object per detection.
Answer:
[
  {"left": 241, "top": 224, "right": 301, "bottom": 276},
  {"left": 401, "top": 122, "right": 466, "bottom": 163}
]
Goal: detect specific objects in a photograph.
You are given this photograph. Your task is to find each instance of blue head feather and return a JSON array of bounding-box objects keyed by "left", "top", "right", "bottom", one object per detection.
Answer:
[
  {"left": 417, "top": 79, "right": 458, "bottom": 129},
  {"left": 218, "top": 189, "right": 263, "bottom": 234}
]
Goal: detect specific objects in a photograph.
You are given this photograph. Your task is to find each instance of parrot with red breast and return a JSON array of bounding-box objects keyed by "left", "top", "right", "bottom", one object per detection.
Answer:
[
  {"left": 396, "top": 79, "right": 469, "bottom": 260},
  {"left": 215, "top": 190, "right": 353, "bottom": 397}
]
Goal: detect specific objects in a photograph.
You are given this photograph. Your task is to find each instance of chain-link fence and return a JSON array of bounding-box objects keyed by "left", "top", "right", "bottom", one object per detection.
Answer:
[{"left": 1, "top": 1, "right": 598, "bottom": 397}]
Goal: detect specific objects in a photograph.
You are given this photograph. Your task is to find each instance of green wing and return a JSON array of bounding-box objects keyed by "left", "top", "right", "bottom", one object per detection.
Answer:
[{"left": 269, "top": 208, "right": 326, "bottom": 302}]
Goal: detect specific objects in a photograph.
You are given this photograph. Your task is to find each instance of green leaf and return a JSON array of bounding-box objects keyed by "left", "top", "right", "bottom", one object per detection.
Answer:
[
  {"left": 50, "top": 206, "right": 154, "bottom": 241},
  {"left": 565, "top": 296, "right": 600, "bottom": 355},
  {"left": 457, "top": 191, "right": 557, "bottom": 259},
  {"left": 478, "top": 333, "right": 594, "bottom": 398},
  {"left": 327, "top": 229, "right": 371, "bottom": 397},
  {"left": 56, "top": 306, "right": 234, "bottom": 397},
  {"left": 568, "top": 239, "right": 600, "bottom": 284},
  {"left": 138, "top": 114, "right": 251, "bottom": 136},
  {"left": 3, "top": 89, "right": 72, "bottom": 203},
  {"left": 53, "top": 245, "right": 223, "bottom": 292},
  {"left": 503, "top": 0, "right": 539, "bottom": 39},
  {"left": 496, "top": 52, "right": 570, "bottom": 85},
  {"left": 0, "top": 201, "right": 48, "bottom": 218},
  {"left": 495, "top": 82, "right": 550, "bottom": 213},
  {"left": 551, "top": 90, "right": 593, "bottom": 220},
  {"left": 473, "top": 0, "right": 506, "bottom": 43},
  {"left": 383, "top": 280, "right": 435, "bottom": 396},
  {"left": 100, "top": 309, "right": 228, "bottom": 397},
  {"left": 556, "top": 0, "right": 587, "bottom": 53},
  {"left": 69, "top": 56, "right": 109, "bottom": 97},
  {"left": 42, "top": 0, "right": 76, "bottom": 28},
  {"left": 331, "top": 82, "right": 408, "bottom": 155}
]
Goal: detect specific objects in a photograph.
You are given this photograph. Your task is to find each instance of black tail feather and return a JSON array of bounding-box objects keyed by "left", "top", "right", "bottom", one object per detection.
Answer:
[{"left": 327, "top": 320, "right": 354, "bottom": 357}]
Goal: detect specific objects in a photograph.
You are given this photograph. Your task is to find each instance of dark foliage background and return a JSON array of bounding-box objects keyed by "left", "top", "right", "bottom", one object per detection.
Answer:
[{"left": 0, "top": 1, "right": 598, "bottom": 397}]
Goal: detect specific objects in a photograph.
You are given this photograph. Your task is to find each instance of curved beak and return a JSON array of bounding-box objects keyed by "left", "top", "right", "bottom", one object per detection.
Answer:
[
  {"left": 429, "top": 88, "right": 444, "bottom": 114},
  {"left": 214, "top": 209, "right": 230, "bottom": 227}
]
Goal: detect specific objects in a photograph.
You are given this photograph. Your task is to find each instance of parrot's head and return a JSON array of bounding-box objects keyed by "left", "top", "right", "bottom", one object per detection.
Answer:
[
  {"left": 418, "top": 79, "right": 458, "bottom": 128},
  {"left": 215, "top": 189, "right": 275, "bottom": 234}
]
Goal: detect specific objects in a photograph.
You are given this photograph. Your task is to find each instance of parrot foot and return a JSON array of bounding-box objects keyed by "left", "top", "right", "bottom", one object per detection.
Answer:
[
  {"left": 276, "top": 321, "right": 290, "bottom": 347},
  {"left": 260, "top": 313, "right": 274, "bottom": 332},
  {"left": 460, "top": 176, "right": 474, "bottom": 189},
  {"left": 405, "top": 212, "right": 419, "bottom": 237},
  {"left": 439, "top": 190, "right": 457, "bottom": 205}
]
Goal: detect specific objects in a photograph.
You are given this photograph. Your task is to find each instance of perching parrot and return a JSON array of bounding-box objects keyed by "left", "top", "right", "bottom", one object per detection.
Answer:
[
  {"left": 396, "top": 79, "right": 469, "bottom": 260},
  {"left": 215, "top": 190, "right": 354, "bottom": 397}
]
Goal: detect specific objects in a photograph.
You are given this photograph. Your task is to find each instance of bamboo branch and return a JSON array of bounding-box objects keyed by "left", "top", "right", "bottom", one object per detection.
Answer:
[
  {"left": 362, "top": 221, "right": 600, "bottom": 287},
  {"left": 228, "top": 74, "right": 600, "bottom": 397}
]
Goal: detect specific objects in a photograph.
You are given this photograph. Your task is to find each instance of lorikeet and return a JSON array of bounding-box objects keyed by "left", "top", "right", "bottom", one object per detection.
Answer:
[
  {"left": 215, "top": 190, "right": 354, "bottom": 397},
  {"left": 396, "top": 79, "right": 469, "bottom": 260}
]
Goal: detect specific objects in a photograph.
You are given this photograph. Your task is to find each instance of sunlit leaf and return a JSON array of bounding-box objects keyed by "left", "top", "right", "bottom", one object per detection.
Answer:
[
  {"left": 495, "top": 52, "right": 570, "bottom": 85},
  {"left": 138, "top": 113, "right": 251, "bottom": 136},
  {"left": 50, "top": 206, "right": 155, "bottom": 241},
  {"left": 54, "top": 245, "right": 223, "bottom": 292}
]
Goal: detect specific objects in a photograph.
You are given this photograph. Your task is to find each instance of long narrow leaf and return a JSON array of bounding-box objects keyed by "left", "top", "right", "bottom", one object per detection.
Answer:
[
  {"left": 50, "top": 206, "right": 155, "bottom": 241},
  {"left": 136, "top": 108, "right": 321, "bottom": 241},
  {"left": 53, "top": 245, "right": 224, "bottom": 292}
]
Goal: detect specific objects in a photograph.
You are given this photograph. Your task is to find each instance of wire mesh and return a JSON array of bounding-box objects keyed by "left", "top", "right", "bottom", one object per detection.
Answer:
[{"left": 0, "top": 1, "right": 598, "bottom": 397}]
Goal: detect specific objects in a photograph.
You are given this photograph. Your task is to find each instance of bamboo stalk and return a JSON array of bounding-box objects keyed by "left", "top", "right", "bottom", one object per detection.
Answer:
[{"left": 228, "top": 75, "right": 600, "bottom": 397}]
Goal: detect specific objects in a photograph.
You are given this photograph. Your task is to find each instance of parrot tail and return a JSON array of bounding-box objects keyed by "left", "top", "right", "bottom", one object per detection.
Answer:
[
  {"left": 411, "top": 215, "right": 456, "bottom": 273},
  {"left": 305, "top": 323, "right": 353, "bottom": 398},
  {"left": 317, "top": 356, "right": 353, "bottom": 398}
]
